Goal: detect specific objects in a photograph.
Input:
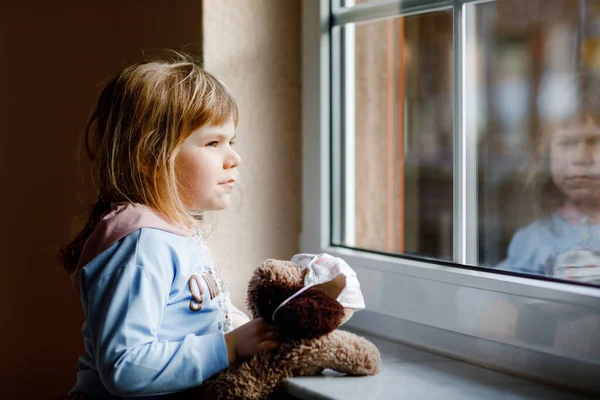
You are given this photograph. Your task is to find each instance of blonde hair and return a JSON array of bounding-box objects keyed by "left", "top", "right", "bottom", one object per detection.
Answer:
[
  {"left": 526, "top": 70, "right": 600, "bottom": 217},
  {"left": 58, "top": 52, "right": 238, "bottom": 273}
]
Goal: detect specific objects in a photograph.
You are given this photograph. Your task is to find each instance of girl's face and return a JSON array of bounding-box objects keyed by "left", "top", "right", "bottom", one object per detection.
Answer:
[
  {"left": 175, "top": 121, "right": 241, "bottom": 211},
  {"left": 550, "top": 118, "right": 600, "bottom": 207}
]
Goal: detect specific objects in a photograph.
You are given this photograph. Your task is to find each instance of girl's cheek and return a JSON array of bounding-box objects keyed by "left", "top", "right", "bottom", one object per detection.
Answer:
[{"left": 550, "top": 143, "right": 569, "bottom": 166}]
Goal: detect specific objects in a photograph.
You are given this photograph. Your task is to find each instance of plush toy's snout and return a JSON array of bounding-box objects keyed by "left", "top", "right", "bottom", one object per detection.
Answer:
[{"left": 272, "top": 283, "right": 346, "bottom": 340}]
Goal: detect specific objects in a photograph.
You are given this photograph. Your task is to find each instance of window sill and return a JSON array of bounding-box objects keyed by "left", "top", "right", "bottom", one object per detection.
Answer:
[
  {"left": 301, "top": 248, "right": 600, "bottom": 393},
  {"left": 284, "top": 330, "right": 592, "bottom": 400}
]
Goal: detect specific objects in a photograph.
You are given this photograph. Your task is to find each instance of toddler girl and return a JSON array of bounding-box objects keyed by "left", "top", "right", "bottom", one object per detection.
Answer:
[{"left": 58, "top": 54, "right": 280, "bottom": 399}]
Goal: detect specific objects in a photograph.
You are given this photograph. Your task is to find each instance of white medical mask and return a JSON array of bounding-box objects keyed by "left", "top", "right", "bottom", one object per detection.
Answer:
[{"left": 291, "top": 253, "right": 365, "bottom": 310}]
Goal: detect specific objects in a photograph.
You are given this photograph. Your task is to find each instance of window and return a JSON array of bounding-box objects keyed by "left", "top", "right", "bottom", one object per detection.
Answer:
[
  {"left": 334, "top": 0, "right": 600, "bottom": 285},
  {"left": 302, "top": 0, "right": 600, "bottom": 394}
]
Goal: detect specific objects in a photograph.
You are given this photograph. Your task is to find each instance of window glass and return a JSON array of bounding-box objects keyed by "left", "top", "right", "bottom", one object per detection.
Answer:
[{"left": 336, "top": 11, "right": 454, "bottom": 260}]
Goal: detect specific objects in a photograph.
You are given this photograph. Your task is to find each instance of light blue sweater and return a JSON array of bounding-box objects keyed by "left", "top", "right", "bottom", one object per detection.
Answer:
[
  {"left": 496, "top": 212, "right": 600, "bottom": 277},
  {"left": 70, "top": 228, "right": 230, "bottom": 398}
]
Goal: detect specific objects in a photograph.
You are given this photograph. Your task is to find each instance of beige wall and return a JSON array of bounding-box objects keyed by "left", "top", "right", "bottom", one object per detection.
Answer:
[
  {"left": 202, "top": 0, "right": 301, "bottom": 313},
  {"left": 0, "top": 0, "right": 300, "bottom": 397}
]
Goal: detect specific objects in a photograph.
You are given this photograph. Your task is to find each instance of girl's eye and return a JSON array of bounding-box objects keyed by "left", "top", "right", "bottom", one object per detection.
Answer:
[
  {"left": 229, "top": 140, "right": 236, "bottom": 146},
  {"left": 558, "top": 139, "right": 577, "bottom": 147},
  {"left": 206, "top": 141, "right": 219, "bottom": 147},
  {"left": 589, "top": 138, "right": 600, "bottom": 147}
]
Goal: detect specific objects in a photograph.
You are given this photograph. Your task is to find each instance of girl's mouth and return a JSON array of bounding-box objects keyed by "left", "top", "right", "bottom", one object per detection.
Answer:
[
  {"left": 219, "top": 179, "right": 235, "bottom": 186},
  {"left": 566, "top": 175, "right": 600, "bottom": 187},
  {"left": 570, "top": 175, "right": 597, "bottom": 179}
]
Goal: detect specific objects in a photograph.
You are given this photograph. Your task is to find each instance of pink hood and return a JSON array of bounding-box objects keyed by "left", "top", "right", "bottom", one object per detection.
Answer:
[{"left": 71, "top": 202, "right": 191, "bottom": 294}]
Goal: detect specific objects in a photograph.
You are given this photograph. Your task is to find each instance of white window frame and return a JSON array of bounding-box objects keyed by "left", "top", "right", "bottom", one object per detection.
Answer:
[{"left": 301, "top": 0, "right": 600, "bottom": 394}]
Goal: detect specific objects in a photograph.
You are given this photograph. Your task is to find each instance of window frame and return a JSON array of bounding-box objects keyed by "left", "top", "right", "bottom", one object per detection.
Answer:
[{"left": 301, "top": 0, "right": 600, "bottom": 394}]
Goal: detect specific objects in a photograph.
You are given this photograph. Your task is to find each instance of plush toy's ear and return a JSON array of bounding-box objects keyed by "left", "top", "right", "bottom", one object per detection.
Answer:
[
  {"left": 311, "top": 274, "right": 356, "bottom": 327},
  {"left": 310, "top": 274, "right": 346, "bottom": 300}
]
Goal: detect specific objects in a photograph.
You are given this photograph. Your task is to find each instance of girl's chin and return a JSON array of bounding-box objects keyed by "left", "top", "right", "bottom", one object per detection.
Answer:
[
  {"left": 567, "top": 192, "right": 600, "bottom": 206},
  {"left": 199, "top": 197, "right": 231, "bottom": 212}
]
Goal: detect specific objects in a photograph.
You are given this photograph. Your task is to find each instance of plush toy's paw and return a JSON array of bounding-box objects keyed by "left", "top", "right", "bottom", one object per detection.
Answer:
[
  {"left": 321, "top": 330, "right": 382, "bottom": 376},
  {"left": 353, "top": 335, "right": 381, "bottom": 376}
]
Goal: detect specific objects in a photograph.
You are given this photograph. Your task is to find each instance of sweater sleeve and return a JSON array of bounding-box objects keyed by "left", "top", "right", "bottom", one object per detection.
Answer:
[
  {"left": 229, "top": 303, "right": 251, "bottom": 329},
  {"left": 86, "top": 261, "right": 229, "bottom": 397},
  {"left": 495, "top": 224, "right": 549, "bottom": 276}
]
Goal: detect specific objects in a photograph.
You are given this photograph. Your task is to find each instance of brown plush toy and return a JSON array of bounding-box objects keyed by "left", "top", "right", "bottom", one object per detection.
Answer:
[{"left": 192, "top": 258, "right": 381, "bottom": 400}]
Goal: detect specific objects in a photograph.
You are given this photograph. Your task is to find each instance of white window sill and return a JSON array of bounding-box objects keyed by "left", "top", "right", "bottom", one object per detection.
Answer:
[{"left": 284, "top": 330, "right": 592, "bottom": 400}]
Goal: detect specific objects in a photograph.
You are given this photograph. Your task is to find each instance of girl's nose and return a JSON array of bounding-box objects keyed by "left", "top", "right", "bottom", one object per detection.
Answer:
[
  {"left": 224, "top": 148, "right": 242, "bottom": 169},
  {"left": 573, "top": 143, "right": 595, "bottom": 166}
]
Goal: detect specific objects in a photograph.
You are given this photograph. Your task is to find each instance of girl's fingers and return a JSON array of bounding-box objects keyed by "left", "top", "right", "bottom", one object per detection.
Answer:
[
  {"left": 258, "top": 340, "right": 280, "bottom": 351},
  {"left": 263, "top": 330, "right": 282, "bottom": 341},
  {"left": 257, "top": 319, "right": 279, "bottom": 332}
]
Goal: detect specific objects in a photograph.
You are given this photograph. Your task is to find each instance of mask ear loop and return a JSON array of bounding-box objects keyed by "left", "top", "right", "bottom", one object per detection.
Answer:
[{"left": 271, "top": 284, "right": 315, "bottom": 322}]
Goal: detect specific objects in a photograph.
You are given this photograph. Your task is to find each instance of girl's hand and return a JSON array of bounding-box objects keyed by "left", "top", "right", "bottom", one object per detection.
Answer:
[{"left": 224, "top": 317, "right": 281, "bottom": 363}]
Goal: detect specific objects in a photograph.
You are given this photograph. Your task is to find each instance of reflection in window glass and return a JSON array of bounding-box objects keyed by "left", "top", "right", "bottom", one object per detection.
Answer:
[
  {"left": 340, "top": 11, "right": 453, "bottom": 260},
  {"left": 476, "top": 0, "right": 600, "bottom": 285}
]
